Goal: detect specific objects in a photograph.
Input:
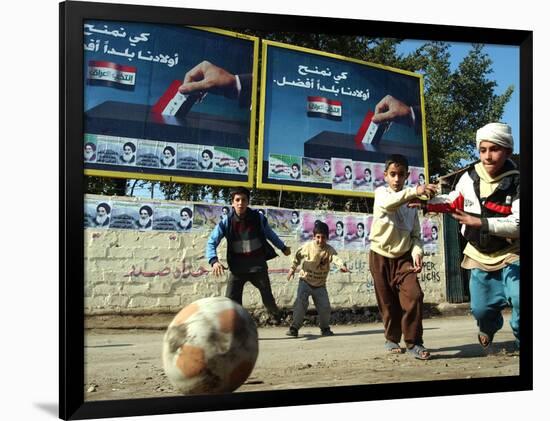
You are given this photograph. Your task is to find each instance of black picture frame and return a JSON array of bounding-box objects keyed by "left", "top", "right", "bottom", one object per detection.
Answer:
[{"left": 60, "top": 1, "right": 533, "bottom": 419}]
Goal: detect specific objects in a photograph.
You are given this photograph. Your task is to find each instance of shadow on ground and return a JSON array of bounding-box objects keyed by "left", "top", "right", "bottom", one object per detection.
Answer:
[
  {"left": 430, "top": 340, "right": 518, "bottom": 359},
  {"left": 260, "top": 327, "right": 439, "bottom": 341}
]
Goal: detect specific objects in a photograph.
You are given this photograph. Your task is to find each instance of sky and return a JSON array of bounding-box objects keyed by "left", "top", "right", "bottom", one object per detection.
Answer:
[{"left": 398, "top": 40, "right": 520, "bottom": 154}]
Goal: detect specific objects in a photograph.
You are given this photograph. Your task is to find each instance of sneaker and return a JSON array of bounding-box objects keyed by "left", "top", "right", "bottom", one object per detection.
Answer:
[
  {"left": 286, "top": 327, "right": 298, "bottom": 337},
  {"left": 321, "top": 328, "right": 334, "bottom": 336}
]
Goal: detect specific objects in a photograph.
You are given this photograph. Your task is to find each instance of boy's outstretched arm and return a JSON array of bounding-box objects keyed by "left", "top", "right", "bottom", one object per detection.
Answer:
[
  {"left": 287, "top": 268, "right": 296, "bottom": 281},
  {"left": 206, "top": 221, "right": 227, "bottom": 277},
  {"left": 376, "top": 184, "right": 437, "bottom": 212},
  {"left": 261, "top": 213, "right": 291, "bottom": 255},
  {"left": 206, "top": 223, "right": 224, "bottom": 265},
  {"left": 423, "top": 175, "right": 467, "bottom": 214},
  {"left": 287, "top": 246, "right": 304, "bottom": 281},
  {"left": 331, "top": 255, "right": 349, "bottom": 272}
]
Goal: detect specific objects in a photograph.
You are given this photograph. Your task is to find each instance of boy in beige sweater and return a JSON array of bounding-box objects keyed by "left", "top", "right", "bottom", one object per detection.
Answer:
[
  {"left": 369, "top": 154, "right": 437, "bottom": 359},
  {"left": 286, "top": 221, "right": 348, "bottom": 337}
]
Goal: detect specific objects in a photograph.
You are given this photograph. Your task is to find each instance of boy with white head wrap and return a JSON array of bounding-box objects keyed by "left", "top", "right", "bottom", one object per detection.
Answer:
[
  {"left": 475, "top": 122, "right": 514, "bottom": 150},
  {"left": 424, "top": 122, "right": 520, "bottom": 351}
]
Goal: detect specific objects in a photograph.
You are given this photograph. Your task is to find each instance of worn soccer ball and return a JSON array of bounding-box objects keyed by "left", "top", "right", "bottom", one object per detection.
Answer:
[{"left": 162, "top": 296, "right": 259, "bottom": 394}]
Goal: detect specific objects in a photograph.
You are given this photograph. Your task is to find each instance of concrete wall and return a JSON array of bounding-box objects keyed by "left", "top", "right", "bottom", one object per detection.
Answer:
[{"left": 84, "top": 196, "right": 447, "bottom": 315}]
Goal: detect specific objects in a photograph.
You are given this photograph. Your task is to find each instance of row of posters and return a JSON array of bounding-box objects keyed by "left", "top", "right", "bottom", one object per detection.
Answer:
[
  {"left": 84, "top": 134, "right": 249, "bottom": 175},
  {"left": 268, "top": 154, "right": 425, "bottom": 191},
  {"left": 85, "top": 197, "right": 439, "bottom": 253}
]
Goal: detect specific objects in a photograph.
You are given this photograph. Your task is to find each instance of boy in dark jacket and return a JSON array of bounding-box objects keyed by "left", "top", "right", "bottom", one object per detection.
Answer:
[{"left": 206, "top": 187, "right": 291, "bottom": 320}]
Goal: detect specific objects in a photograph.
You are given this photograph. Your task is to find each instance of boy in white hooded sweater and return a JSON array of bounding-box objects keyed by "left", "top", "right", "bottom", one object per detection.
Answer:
[{"left": 426, "top": 122, "right": 520, "bottom": 351}]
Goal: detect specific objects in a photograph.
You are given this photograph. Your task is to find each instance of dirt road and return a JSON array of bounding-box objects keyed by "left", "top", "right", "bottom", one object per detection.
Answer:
[{"left": 84, "top": 315, "right": 519, "bottom": 401}]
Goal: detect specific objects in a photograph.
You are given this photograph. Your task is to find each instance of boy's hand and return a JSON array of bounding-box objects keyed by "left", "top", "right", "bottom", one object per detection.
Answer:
[
  {"left": 282, "top": 246, "right": 291, "bottom": 256},
  {"left": 412, "top": 255, "right": 423, "bottom": 273},
  {"left": 451, "top": 209, "right": 482, "bottom": 227},
  {"left": 340, "top": 265, "right": 350, "bottom": 273},
  {"left": 212, "top": 262, "right": 226, "bottom": 277},
  {"left": 416, "top": 183, "right": 438, "bottom": 200},
  {"left": 287, "top": 268, "right": 295, "bottom": 281}
]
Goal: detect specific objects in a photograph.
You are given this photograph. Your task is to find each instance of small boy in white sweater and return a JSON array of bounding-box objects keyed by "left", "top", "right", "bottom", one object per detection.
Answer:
[
  {"left": 286, "top": 221, "right": 348, "bottom": 337},
  {"left": 369, "top": 154, "right": 437, "bottom": 359}
]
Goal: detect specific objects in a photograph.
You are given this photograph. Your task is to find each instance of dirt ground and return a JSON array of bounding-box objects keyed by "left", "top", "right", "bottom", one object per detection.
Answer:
[{"left": 84, "top": 314, "right": 519, "bottom": 401}]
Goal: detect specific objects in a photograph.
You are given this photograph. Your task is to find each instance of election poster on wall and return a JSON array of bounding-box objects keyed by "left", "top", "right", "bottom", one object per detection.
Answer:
[
  {"left": 257, "top": 40, "right": 428, "bottom": 197},
  {"left": 84, "top": 195, "right": 438, "bottom": 253},
  {"left": 83, "top": 21, "right": 259, "bottom": 187},
  {"left": 84, "top": 195, "right": 441, "bottom": 255}
]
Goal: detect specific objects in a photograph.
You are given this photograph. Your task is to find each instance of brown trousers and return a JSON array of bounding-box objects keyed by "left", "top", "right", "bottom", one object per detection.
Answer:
[{"left": 369, "top": 250, "right": 424, "bottom": 346}]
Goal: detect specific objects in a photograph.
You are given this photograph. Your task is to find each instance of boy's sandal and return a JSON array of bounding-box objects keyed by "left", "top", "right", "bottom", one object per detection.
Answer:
[
  {"left": 384, "top": 341, "right": 402, "bottom": 354},
  {"left": 406, "top": 344, "right": 431, "bottom": 360},
  {"left": 477, "top": 332, "right": 493, "bottom": 349}
]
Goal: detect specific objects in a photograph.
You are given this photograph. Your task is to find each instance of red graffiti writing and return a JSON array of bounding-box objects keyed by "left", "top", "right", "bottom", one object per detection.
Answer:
[
  {"left": 125, "top": 260, "right": 210, "bottom": 280},
  {"left": 267, "top": 268, "right": 291, "bottom": 274},
  {"left": 125, "top": 260, "right": 309, "bottom": 280}
]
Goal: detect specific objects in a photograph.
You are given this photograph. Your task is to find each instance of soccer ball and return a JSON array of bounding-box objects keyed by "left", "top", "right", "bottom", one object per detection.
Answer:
[{"left": 162, "top": 296, "right": 259, "bottom": 394}]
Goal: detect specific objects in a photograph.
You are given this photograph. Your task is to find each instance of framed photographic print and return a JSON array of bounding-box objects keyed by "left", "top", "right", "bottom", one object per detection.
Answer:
[{"left": 60, "top": 0, "right": 532, "bottom": 419}]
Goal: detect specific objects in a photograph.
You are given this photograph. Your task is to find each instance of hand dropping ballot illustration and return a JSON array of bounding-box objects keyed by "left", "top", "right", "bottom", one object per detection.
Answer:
[
  {"left": 83, "top": 21, "right": 257, "bottom": 184},
  {"left": 259, "top": 41, "right": 426, "bottom": 195}
]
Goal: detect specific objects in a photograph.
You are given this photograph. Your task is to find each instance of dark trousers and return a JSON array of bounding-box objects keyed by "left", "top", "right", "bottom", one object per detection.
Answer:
[
  {"left": 225, "top": 270, "right": 280, "bottom": 317},
  {"left": 369, "top": 250, "right": 424, "bottom": 346}
]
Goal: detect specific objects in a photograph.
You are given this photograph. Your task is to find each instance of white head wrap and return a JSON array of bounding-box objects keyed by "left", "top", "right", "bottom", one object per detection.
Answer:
[{"left": 475, "top": 122, "right": 513, "bottom": 150}]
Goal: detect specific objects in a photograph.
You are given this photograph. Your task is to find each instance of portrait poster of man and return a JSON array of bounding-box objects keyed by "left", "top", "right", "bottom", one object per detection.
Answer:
[
  {"left": 324, "top": 214, "right": 345, "bottom": 249},
  {"left": 151, "top": 203, "right": 181, "bottom": 231},
  {"left": 344, "top": 215, "right": 367, "bottom": 250},
  {"left": 265, "top": 208, "right": 298, "bottom": 236},
  {"left": 193, "top": 204, "right": 230, "bottom": 229},
  {"left": 84, "top": 199, "right": 112, "bottom": 229},
  {"left": 301, "top": 157, "right": 333, "bottom": 183},
  {"left": 422, "top": 218, "right": 439, "bottom": 255},
  {"left": 353, "top": 161, "right": 374, "bottom": 192}
]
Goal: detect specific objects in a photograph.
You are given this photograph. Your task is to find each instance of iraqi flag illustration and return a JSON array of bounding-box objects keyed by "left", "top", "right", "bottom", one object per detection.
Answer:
[
  {"left": 87, "top": 61, "right": 137, "bottom": 91},
  {"left": 306, "top": 96, "right": 342, "bottom": 121},
  {"left": 355, "top": 110, "right": 387, "bottom": 145},
  {"left": 151, "top": 80, "right": 200, "bottom": 117}
]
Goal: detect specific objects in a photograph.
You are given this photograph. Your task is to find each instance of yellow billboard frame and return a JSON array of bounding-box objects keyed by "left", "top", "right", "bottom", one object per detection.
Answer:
[
  {"left": 257, "top": 39, "right": 429, "bottom": 198},
  {"left": 84, "top": 26, "right": 260, "bottom": 189}
]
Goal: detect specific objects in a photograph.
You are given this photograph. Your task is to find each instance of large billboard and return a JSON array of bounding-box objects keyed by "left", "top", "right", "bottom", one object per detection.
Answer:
[
  {"left": 258, "top": 40, "right": 428, "bottom": 197},
  {"left": 83, "top": 21, "right": 259, "bottom": 187}
]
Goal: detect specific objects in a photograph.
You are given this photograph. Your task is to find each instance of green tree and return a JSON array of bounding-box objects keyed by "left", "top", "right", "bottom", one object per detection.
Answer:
[
  {"left": 421, "top": 42, "right": 513, "bottom": 177},
  {"left": 85, "top": 176, "right": 127, "bottom": 196}
]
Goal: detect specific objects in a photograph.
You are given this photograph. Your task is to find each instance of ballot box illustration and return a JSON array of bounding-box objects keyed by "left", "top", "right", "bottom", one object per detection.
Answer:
[
  {"left": 85, "top": 101, "right": 249, "bottom": 148},
  {"left": 303, "top": 131, "right": 424, "bottom": 167}
]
